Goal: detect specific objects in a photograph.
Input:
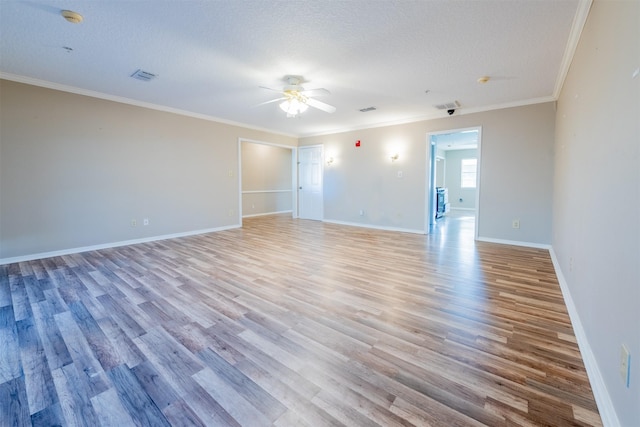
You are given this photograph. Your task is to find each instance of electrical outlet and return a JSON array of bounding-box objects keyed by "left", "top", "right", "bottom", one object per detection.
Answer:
[
  {"left": 143, "top": 218, "right": 149, "bottom": 226},
  {"left": 228, "top": 209, "right": 234, "bottom": 217},
  {"left": 359, "top": 209, "right": 364, "bottom": 216},
  {"left": 620, "top": 344, "right": 631, "bottom": 387},
  {"left": 228, "top": 170, "right": 233, "bottom": 177},
  {"left": 131, "top": 219, "right": 137, "bottom": 227},
  {"left": 512, "top": 219, "right": 520, "bottom": 229},
  {"left": 569, "top": 257, "right": 574, "bottom": 272}
]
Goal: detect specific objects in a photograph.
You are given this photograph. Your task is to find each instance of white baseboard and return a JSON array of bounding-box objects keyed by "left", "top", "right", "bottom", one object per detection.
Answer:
[
  {"left": 476, "top": 236, "right": 551, "bottom": 250},
  {"left": 242, "top": 210, "right": 293, "bottom": 218},
  {"left": 549, "top": 247, "right": 619, "bottom": 427},
  {"left": 322, "top": 219, "right": 424, "bottom": 235},
  {"left": 0, "top": 224, "right": 241, "bottom": 265}
]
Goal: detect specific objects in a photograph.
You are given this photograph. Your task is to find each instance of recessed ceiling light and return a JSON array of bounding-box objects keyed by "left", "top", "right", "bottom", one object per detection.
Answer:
[
  {"left": 61, "top": 10, "right": 83, "bottom": 24},
  {"left": 477, "top": 76, "right": 490, "bottom": 84}
]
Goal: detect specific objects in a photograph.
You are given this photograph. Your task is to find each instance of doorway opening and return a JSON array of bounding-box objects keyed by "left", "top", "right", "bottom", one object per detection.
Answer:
[
  {"left": 238, "top": 138, "right": 297, "bottom": 226},
  {"left": 425, "top": 127, "right": 481, "bottom": 239}
]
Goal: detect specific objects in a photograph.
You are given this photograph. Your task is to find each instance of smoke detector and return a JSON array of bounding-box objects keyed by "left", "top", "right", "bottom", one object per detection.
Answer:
[{"left": 61, "top": 10, "right": 83, "bottom": 24}]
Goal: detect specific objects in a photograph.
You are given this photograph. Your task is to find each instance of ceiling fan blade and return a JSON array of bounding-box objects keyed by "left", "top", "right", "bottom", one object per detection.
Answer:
[
  {"left": 259, "top": 85, "right": 285, "bottom": 94},
  {"left": 253, "top": 97, "right": 286, "bottom": 107},
  {"left": 300, "top": 88, "right": 330, "bottom": 97},
  {"left": 306, "top": 98, "right": 336, "bottom": 114}
]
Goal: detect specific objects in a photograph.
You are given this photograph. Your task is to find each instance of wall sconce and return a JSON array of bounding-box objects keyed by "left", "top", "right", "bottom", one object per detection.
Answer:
[
  {"left": 326, "top": 156, "right": 334, "bottom": 165},
  {"left": 390, "top": 153, "right": 399, "bottom": 162}
]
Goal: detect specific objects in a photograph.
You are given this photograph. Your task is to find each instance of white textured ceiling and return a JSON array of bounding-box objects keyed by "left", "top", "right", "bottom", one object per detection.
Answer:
[{"left": 0, "top": 0, "right": 587, "bottom": 137}]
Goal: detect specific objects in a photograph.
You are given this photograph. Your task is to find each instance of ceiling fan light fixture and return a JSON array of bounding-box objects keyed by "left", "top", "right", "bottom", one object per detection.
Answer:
[
  {"left": 279, "top": 98, "right": 308, "bottom": 117},
  {"left": 259, "top": 75, "right": 334, "bottom": 116}
]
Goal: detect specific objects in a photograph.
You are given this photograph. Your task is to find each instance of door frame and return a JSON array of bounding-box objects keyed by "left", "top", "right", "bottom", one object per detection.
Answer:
[
  {"left": 425, "top": 126, "right": 482, "bottom": 238},
  {"left": 238, "top": 138, "right": 298, "bottom": 226}
]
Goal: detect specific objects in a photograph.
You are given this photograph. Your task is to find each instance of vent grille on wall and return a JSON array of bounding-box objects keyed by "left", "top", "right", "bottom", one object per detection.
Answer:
[
  {"left": 434, "top": 101, "right": 460, "bottom": 110},
  {"left": 131, "top": 69, "right": 157, "bottom": 82},
  {"left": 359, "top": 106, "right": 377, "bottom": 112}
]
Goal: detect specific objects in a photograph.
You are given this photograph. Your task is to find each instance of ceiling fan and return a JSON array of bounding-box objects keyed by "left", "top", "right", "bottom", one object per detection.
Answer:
[{"left": 258, "top": 75, "right": 336, "bottom": 118}]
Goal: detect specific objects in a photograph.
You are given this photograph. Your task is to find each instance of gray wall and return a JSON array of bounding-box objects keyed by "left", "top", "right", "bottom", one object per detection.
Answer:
[
  {"left": 553, "top": 0, "right": 639, "bottom": 424},
  {"left": 241, "top": 141, "right": 293, "bottom": 217},
  {"left": 0, "top": 80, "right": 296, "bottom": 260},
  {"left": 444, "top": 149, "right": 477, "bottom": 210},
  {"left": 301, "top": 102, "right": 556, "bottom": 244}
]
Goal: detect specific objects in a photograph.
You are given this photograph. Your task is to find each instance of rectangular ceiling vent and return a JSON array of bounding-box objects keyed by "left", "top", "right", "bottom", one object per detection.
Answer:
[
  {"left": 131, "top": 69, "right": 157, "bottom": 82},
  {"left": 359, "top": 106, "right": 377, "bottom": 112},
  {"left": 434, "top": 101, "right": 460, "bottom": 110}
]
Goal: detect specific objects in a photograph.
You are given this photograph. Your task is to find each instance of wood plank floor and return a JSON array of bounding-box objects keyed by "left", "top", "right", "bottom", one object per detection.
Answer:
[{"left": 0, "top": 213, "right": 602, "bottom": 426}]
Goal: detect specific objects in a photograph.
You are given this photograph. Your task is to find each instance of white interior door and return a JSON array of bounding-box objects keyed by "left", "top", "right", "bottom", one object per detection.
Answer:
[{"left": 298, "top": 145, "right": 323, "bottom": 220}]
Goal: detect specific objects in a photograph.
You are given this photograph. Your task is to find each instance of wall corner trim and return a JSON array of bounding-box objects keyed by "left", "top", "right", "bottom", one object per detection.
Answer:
[{"left": 549, "top": 247, "right": 620, "bottom": 427}]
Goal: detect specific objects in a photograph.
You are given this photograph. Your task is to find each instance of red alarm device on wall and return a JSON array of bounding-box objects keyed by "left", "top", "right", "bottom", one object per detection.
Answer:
[{"left": 355, "top": 140, "right": 361, "bottom": 147}]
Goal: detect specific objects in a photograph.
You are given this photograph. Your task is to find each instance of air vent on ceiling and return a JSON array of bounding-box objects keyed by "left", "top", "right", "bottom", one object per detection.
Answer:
[
  {"left": 131, "top": 69, "right": 157, "bottom": 82},
  {"left": 359, "top": 106, "right": 377, "bottom": 112},
  {"left": 434, "top": 101, "right": 460, "bottom": 110}
]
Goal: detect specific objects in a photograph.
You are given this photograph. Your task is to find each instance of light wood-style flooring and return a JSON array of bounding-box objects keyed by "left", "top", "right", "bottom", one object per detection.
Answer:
[{"left": 1, "top": 213, "right": 602, "bottom": 426}]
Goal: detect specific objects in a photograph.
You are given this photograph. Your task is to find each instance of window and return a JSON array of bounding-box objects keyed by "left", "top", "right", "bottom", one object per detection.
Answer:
[{"left": 461, "top": 158, "right": 477, "bottom": 188}]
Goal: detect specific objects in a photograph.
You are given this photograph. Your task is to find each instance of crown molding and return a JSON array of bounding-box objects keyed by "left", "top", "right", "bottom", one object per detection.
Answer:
[
  {"left": 300, "top": 96, "right": 557, "bottom": 138},
  {"left": 553, "top": 0, "right": 593, "bottom": 98},
  {"left": 0, "top": 72, "right": 298, "bottom": 139}
]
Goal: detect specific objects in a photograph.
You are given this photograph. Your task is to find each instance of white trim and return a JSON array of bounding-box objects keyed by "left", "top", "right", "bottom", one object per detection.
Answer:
[
  {"left": 301, "top": 97, "right": 555, "bottom": 138},
  {"left": 2, "top": 73, "right": 562, "bottom": 141},
  {"left": 476, "top": 236, "right": 551, "bottom": 250},
  {"left": 238, "top": 137, "right": 297, "bottom": 150},
  {"left": 323, "top": 219, "right": 423, "bottom": 235},
  {"left": 0, "top": 224, "right": 240, "bottom": 266},
  {"left": 242, "top": 210, "right": 293, "bottom": 218},
  {"left": 0, "top": 73, "right": 297, "bottom": 138},
  {"left": 449, "top": 207, "right": 476, "bottom": 211},
  {"left": 427, "top": 126, "right": 482, "bottom": 240},
  {"left": 237, "top": 138, "right": 244, "bottom": 224},
  {"left": 242, "top": 189, "right": 292, "bottom": 194},
  {"left": 291, "top": 146, "right": 299, "bottom": 219},
  {"left": 553, "top": 0, "right": 593, "bottom": 98},
  {"left": 474, "top": 128, "right": 483, "bottom": 241},
  {"left": 549, "top": 247, "right": 620, "bottom": 427},
  {"left": 426, "top": 140, "right": 437, "bottom": 234}
]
